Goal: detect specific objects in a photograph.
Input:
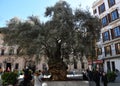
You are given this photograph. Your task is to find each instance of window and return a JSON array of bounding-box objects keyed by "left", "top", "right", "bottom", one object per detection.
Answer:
[
  {"left": 108, "top": 0, "right": 115, "bottom": 7},
  {"left": 111, "top": 9, "right": 119, "bottom": 21},
  {"left": 111, "top": 26, "right": 120, "bottom": 39},
  {"left": 102, "top": 31, "right": 110, "bottom": 42},
  {"left": 111, "top": 61, "right": 115, "bottom": 71},
  {"left": 15, "top": 63, "right": 19, "bottom": 69},
  {"left": 1, "top": 49, "right": 4, "bottom": 55},
  {"left": 0, "top": 63, "right": 2, "bottom": 68},
  {"left": 16, "top": 48, "right": 20, "bottom": 55},
  {"left": 107, "top": 13, "right": 111, "bottom": 23},
  {"left": 107, "top": 61, "right": 111, "bottom": 71},
  {"left": 101, "top": 16, "right": 108, "bottom": 27},
  {"left": 97, "top": 48, "right": 102, "bottom": 55},
  {"left": 98, "top": 3, "right": 105, "bottom": 14},
  {"left": 74, "top": 59, "right": 77, "bottom": 69},
  {"left": 115, "top": 43, "right": 120, "bottom": 54},
  {"left": 9, "top": 48, "right": 14, "bottom": 55},
  {"left": 104, "top": 45, "right": 112, "bottom": 56},
  {"left": 93, "top": 9, "right": 97, "bottom": 14},
  {"left": 104, "top": 9, "right": 119, "bottom": 24},
  {"left": 114, "top": 27, "right": 120, "bottom": 37}
]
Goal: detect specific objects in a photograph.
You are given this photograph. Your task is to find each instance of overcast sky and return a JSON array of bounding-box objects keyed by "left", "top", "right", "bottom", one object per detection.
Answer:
[{"left": 0, "top": 0, "right": 96, "bottom": 27}]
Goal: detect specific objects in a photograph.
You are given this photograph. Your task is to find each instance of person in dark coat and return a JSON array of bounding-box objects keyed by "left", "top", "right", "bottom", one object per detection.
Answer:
[
  {"left": 86, "top": 69, "right": 93, "bottom": 86},
  {"left": 87, "top": 69, "right": 93, "bottom": 81},
  {"left": 102, "top": 72, "right": 108, "bottom": 86},
  {"left": 93, "top": 68, "right": 101, "bottom": 86},
  {"left": 23, "top": 67, "right": 32, "bottom": 86}
]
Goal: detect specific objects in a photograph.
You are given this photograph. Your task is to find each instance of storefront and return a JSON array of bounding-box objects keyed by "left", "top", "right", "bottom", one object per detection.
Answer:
[{"left": 88, "top": 60, "right": 103, "bottom": 71}]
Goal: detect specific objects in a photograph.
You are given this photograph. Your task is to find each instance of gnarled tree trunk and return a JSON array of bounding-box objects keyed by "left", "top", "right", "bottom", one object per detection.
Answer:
[{"left": 48, "top": 60, "right": 68, "bottom": 80}]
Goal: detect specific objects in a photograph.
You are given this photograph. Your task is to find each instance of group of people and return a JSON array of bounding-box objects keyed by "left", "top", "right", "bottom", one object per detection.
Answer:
[
  {"left": 21, "top": 67, "right": 43, "bottom": 86},
  {"left": 86, "top": 68, "right": 108, "bottom": 86}
]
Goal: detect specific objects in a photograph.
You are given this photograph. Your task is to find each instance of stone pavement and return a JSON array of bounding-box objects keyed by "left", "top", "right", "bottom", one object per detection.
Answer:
[
  {"left": 42, "top": 81, "right": 89, "bottom": 86},
  {"left": 1, "top": 75, "right": 120, "bottom": 86},
  {"left": 42, "top": 81, "right": 120, "bottom": 86},
  {"left": 108, "top": 82, "right": 120, "bottom": 86},
  {"left": 89, "top": 81, "right": 120, "bottom": 86}
]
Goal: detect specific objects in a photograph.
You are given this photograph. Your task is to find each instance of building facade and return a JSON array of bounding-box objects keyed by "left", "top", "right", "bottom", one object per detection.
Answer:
[
  {"left": 92, "top": 0, "right": 120, "bottom": 72},
  {"left": 0, "top": 33, "right": 29, "bottom": 71},
  {"left": 0, "top": 33, "right": 48, "bottom": 72},
  {"left": 0, "top": 33, "right": 88, "bottom": 73}
]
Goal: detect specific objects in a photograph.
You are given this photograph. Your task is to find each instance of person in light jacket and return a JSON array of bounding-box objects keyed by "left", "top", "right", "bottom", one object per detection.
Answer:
[{"left": 34, "top": 70, "right": 43, "bottom": 86}]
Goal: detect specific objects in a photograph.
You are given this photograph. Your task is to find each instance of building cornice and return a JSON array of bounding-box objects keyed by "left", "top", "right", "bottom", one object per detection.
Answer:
[
  {"left": 92, "top": 0, "right": 103, "bottom": 9},
  {"left": 102, "top": 37, "right": 120, "bottom": 45},
  {"left": 103, "top": 55, "right": 120, "bottom": 60}
]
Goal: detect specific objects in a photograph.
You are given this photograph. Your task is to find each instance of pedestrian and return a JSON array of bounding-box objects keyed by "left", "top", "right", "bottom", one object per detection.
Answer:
[
  {"left": 0, "top": 67, "right": 3, "bottom": 74},
  {"left": 93, "top": 68, "right": 101, "bottom": 86},
  {"left": 34, "top": 70, "right": 43, "bottom": 86},
  {"left": 102, "top": 72, "right": 108, "bottom": 86},
  {"left": 86, "top": 69, "right": 93, "bottom": 86},
  {"left": 38, "top": 70, "right": 43, "bottom": 82},
  {"left": 23, "top": 67, "right": 32, "bottom": 86},
  {"left": 7, "top": 67, "right": 10, "bottom": 72}
]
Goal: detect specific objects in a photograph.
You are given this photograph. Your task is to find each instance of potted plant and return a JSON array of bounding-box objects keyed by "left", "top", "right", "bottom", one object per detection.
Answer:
[
  {"left": 107, "top": 71, "right": 117, "bottom": 82},
  {"left": 1, "top": 72, "right": 18, "bottom": 86}
]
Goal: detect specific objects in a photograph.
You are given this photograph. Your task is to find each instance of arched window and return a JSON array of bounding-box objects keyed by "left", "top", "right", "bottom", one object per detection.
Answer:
[{"left": 9, "top": 48, "right": 14, "bottom": 55}]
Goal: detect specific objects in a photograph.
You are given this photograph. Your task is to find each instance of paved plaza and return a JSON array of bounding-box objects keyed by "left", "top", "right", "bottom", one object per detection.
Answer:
[
  {"left": 0, "top": 74, "right": 120, "bottom": 86},
  {"left": 0, "top": 80, "right": 120, "bottom": 86},
  {"left": 42, "top": 81, "right": 120, "bottom": 86},
  {"left": 42, "top": 81, "right": 88, "bottom": 86}
]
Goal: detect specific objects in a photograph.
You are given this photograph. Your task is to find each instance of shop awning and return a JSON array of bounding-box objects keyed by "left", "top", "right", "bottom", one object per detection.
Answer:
[{"left": 88, "top": 60, "right": 103, "bottom": 65}]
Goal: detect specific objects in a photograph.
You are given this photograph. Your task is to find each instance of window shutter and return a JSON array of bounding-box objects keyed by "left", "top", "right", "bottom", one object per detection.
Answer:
[
  {"left": 111, "top": 29, "right": 114, "bottom": 39},
  {"left": 107, "top": 13, "right": 111, "bottom": 23}
]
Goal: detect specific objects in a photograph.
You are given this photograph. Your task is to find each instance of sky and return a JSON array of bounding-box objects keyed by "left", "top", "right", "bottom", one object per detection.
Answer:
[{"left": 0, "top": 0, "right": 96, "bottom": 27}]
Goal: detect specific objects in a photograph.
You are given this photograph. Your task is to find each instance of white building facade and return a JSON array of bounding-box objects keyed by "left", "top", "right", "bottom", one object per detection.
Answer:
[{"left": 92, "top": 0, "right": 120, "bottom": 72}]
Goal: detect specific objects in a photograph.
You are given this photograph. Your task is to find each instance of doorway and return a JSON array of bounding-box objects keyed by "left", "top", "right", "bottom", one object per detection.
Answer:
[{"left": 6, "top": 63, "right": 11, "bottom": 71}]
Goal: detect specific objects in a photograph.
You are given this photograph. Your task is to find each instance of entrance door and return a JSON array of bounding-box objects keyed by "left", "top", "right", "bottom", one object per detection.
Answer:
[
  {"left": 111, "top": 61, "right": 115, "bottom": 71},
  {"left": 107, "top": 61, "right": 111, "bottom": 72},
  {"left": 6, "top": 63, "right": 11, "bottom": 71}
]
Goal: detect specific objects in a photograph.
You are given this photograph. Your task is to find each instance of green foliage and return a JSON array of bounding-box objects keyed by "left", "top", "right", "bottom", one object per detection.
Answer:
[
  {"left": 0, "top": 1, "right": 101, "bottom": 65},
  {"left": 107, "top": 71, "right": 116, "bottom": 82},
  {"left": 0, "top": 1, "right": 101, "bottom": 80},
  {"left": 1, "top": 72, "right": 18, "bottom": 85}
]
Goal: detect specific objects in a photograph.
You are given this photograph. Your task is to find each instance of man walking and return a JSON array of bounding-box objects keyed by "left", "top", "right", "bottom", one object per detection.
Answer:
[
  {"left": 93, "top": 68, "right": 101, "bottom": 86},
  {"left": 86, "top": 69, "right": 93, "bottom": 86}
]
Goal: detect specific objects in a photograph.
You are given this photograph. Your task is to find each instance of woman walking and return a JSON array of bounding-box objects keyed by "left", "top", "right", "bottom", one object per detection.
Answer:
[{"left": 34, "top": 70, "right": 43, "bottom": 86}]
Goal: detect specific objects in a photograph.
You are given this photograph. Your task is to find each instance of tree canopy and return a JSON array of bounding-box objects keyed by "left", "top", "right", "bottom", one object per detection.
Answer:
[{"left": 0, "top": 1, "right": 101, "bottom": 80}]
